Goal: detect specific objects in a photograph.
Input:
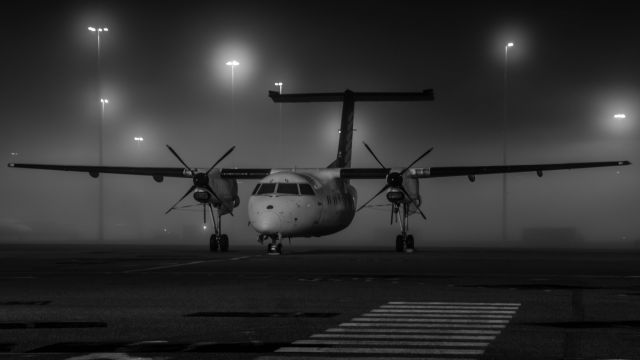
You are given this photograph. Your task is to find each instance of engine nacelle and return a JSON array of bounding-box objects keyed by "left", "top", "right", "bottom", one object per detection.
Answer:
[
  {"left": 193, "top": 190, "right": 212, "bottom": 203},
  {"left": 386, "top": 190, "right": 404, "bottom": 203}
]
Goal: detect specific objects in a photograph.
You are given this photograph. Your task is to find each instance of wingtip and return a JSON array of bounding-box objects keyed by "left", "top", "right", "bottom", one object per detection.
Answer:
[{"left": 8, "top": 163, "right": 15, "bottom": 167}]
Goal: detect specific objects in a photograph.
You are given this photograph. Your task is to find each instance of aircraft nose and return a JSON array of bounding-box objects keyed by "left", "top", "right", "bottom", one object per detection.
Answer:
[{"left": 251, "top": 210, "right": 281, "bottom": 234}]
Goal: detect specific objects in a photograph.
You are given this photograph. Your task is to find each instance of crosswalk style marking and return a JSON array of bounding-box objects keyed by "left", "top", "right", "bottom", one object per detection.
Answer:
[
  {"left": 259, "top": 300, "right": 521, "bottom": 360},
  {"left": 311, "top": 333, "right": 496, "bottom": 340}
]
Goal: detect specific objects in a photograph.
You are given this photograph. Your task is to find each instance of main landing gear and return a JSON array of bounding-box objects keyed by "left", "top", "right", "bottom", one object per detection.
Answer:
[
  {"left": 258, "top": 234, "right": 283, "bottom": 255},
  {"left": 207, "top": 204, "right": 229, "bottom": 252},
  {"left": 393, "top": 202, "right": 416, "bottom": 253}
]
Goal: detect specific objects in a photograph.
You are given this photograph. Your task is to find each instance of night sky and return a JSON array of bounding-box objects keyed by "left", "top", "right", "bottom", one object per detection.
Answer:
[{"left": 1, "top": 0, "right": 638, "bottom": 247}]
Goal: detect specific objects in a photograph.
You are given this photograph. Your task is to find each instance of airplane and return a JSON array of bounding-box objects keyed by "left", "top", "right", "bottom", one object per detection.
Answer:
[{"left": 8, "top": 89, "right": 631, "bottom": 254}]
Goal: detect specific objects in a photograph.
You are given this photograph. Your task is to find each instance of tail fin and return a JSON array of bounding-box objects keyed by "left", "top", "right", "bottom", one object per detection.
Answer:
[{"left": 269, "top": 89, "right": 434, "bottom": 169}]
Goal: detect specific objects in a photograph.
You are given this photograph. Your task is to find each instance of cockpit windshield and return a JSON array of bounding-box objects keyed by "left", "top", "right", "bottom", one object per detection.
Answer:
[
  {"left": 277, "top": 183, "right": 298, "bottom": 195},
  {"left": 252, "top": 182, "right": 316, "bottom": 196}
]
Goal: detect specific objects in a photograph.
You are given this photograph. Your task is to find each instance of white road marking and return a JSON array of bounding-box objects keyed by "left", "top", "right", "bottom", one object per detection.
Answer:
[
  {"left": 263, "top": 301, "right": 520, "bottom": 359},
  {"left": 325, "top": 327, "right": 501, "bottom": 334},
  {"left": 275, "top": 347, "right": 484, "bottom": 355},
  {"left": 372, "top": 309, "right": 516, "bottom": 314},
  {"left": 256, "top": 356, "right": 475, "bottom": 360},
  {"left": 311, "top": 333, "right": 496, "bottom": 340},
  {"left": 123, "top": 256, "right": 255, "bottom": 273},
  {"left": 353, "top": 317, "right": 509, "bottom": 324},
  {"left": 340, "top": 322, "right": 506, "bottom": 328},
  {"left": 389, "top": 301, "right": 520, "bottom": 306},
  {"left": 293, "top": 339, "right": 489, "bottom": 347},
  {"left": 363, "top": 312, "right": 513, "bottom": 318},
  {"left": 381, "top": 305, "right": 519, "bottom": 310}
]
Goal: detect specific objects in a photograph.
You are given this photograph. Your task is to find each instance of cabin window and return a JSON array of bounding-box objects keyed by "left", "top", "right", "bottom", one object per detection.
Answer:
[
  {"left": 276, "top": 183, "right": 299, "bottom": 195},
  {"left": 251, "top": 184, "right": 261, "bottom": 195},
  {"left": 299, "top": 183, "right": 315, "bottom": 195},
  {"left": 257, "top": 183, "right": 276, "bottom": 195}
]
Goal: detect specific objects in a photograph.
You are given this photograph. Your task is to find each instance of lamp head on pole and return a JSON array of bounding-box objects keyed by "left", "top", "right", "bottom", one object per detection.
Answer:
[
  {"left": 226, "top": 60, "right": 240, "bottom": 67},
  {"left": 506, "top": 42, "right": 514, "bottom": 48},
  {"left": 100, "top": 98, "right": 109, "bottom": 104}
]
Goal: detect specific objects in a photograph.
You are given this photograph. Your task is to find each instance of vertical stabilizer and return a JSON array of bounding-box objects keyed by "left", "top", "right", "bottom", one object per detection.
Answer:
[{"left": 268, "top": 89, "right": 434, "bottom": 169}]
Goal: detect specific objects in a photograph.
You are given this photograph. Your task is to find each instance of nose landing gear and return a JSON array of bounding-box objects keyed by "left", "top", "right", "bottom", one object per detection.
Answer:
[{"left": 259, "top": 233, "right": 283, "bottom": 255}]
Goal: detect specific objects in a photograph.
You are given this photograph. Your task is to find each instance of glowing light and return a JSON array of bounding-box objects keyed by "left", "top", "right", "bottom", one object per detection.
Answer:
[
  {"left": 134, "top": 137, "right": 144, "bottom": 142},
  {"left": 507, "top": 42, "right": 514, "bottom": 47},
  {"left": 103, "top": 28, "right": 109, "bottom": 32},
  {"left": 88, "top": 27, "right": 96, "bottom": 32},
  {"left": 10, "top": 152, "right": 18, "bottom": 156},
  {"left": 226, "top": 60, "right": 239, "bottom": 67},
  {"left": 100, "top": 98, "right": 109, "bottom": 104},
  {"left": 614, "top": 113, "right": 626, "bottom": 119},
  {"left": 203, "top": 225, "right": 207, "bottom": 230}
]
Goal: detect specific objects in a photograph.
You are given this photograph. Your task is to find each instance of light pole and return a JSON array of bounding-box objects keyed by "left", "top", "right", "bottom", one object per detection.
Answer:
[
  {"left": 275, "top": 82, "right": 283, "bottom": 162},
  {"left": 89, "top": 26, "right": 108, "bottom": 242},
  {"left": 99, "top": 98, "right": 108, "bottom": 242},
  {"left": 225, "top": 60, "right": 239, "bottom": 116},
  {"left": 502, "top": 41, "right": 514, "bottom": 244}
]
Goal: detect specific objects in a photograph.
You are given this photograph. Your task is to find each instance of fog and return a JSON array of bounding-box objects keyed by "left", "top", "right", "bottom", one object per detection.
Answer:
[{"left": 1, "top": 1, "right": 638, "bottom": 248}]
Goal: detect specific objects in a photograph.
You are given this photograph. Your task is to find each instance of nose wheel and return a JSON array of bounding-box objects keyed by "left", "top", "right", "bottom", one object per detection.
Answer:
[{"left": 260, "top": 234, "right": 283, "bottom": 255}]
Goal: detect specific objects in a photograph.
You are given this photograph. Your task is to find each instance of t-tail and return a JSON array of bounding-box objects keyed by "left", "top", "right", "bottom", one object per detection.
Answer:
[{"left": 269, "top": 89, "right": 434, "bottom": 169}]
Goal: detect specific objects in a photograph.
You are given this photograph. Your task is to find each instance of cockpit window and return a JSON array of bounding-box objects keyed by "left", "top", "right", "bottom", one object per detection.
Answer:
[
  {"left": 276, "top": 183, "right": 299, "bottom": 195},
  {"left": 256, "top": 183, "right": 276, "bottom": 195},
  {"left": 299, "top": 183, "right": 315, "bottom": 195},
  {"left": 251, "top": 184, "right": 261, "bottom": 195}
]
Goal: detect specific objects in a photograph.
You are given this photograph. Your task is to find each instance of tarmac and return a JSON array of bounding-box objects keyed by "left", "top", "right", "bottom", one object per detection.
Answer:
[{"left": 1, "top": 243, "right": 639, "bottom": 360}]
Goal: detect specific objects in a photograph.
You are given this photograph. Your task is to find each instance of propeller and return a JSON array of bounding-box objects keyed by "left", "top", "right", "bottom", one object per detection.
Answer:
[
  {"left": 164, "top": 145, "right": 235, "bottom": 214},
  {"left": 356, "top": 142, "right": 431, "bottom": 220}
]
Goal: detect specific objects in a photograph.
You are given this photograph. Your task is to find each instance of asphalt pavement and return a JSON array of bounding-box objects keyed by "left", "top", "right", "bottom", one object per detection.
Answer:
[{"left": 1, "top": 243, "right": 639, "bottom": 360}]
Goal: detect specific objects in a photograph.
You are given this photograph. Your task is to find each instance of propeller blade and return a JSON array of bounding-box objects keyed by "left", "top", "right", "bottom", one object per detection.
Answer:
[
  {"left": 399, "top": 186, "right": 427, "bottom": 220},
  {"left": 362, "top": 142, "right": 387, "bottom": 169},
  {"left": 166, "top": 145, "right": 193, "bottom": 172},
  {"left": 400, "top": 147, "right": 434, "bottom": 175},
  {"left": 165, "top": 185, "right": 196, "bottom": 214},
  {"left": 356, "top": 185, "right": 390, "bottom": 212},
  {"left": 206, "top": 146, "right": 236, "bottom": 175}
]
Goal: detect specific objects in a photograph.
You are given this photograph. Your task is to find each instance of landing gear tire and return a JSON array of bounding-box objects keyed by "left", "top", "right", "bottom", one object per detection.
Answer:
[
  {"left": 267, "top": 242, "right": 283, "bottom": 255},
  {"left": 209, "top": 234, "right": 219, "bottom": 252},
  {"left": 395, "top": 235, "right": 404, "bottom": 252},
  {"left": 405, "top": 234, "right": 415, "bottom": 253},
  {"left": 220, "top": 234, "right": 229, "bottom": 252}
]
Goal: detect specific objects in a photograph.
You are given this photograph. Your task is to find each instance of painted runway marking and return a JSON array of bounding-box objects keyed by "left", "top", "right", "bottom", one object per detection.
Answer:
[
  {"left": 123, "top": 255, "right": 256, "bottom": 273},
  {"left": 260, "top": 300, "right": 521, "bottom": 359}
]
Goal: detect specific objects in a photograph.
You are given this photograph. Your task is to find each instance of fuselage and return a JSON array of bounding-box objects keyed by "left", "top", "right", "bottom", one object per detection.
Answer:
[{"left": 247, "top": 169, "right": 357, "bottom": 238}]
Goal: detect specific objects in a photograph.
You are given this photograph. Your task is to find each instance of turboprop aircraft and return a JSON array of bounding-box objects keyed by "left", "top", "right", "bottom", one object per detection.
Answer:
[{"left": 8, "top": 89, "right": 631, "bottom": 254}]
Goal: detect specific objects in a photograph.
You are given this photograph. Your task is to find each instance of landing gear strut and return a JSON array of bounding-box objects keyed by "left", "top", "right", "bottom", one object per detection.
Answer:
[
  {"left": 259, "top": 233, "right": 283, "bottom": 255},
  {"left": 394, "top": 203, "right": 416, "bottom": 253},
  {"left": 207, "top": 204, "right": 229, "bottom": 252}
]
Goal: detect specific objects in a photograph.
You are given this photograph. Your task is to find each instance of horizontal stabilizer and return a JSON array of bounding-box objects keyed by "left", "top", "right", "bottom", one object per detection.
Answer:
[{"left": 268, "top": 89, "right": 434, "bottom": 103}]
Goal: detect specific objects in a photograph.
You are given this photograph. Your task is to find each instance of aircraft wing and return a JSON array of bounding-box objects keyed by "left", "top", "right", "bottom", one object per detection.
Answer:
[
  {"left": 340, "top": 160, "right": 631, "bottom": 179},
  {"left": 7, "top": 163, "right": 274, "bottom": 181},
  {"left": 7, "top": 163, "right": 191, "bottom": 181}
]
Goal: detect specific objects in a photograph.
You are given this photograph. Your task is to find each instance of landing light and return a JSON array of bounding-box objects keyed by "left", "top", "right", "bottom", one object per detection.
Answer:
[
  {"left": 203, "top": 225, "right": 207, "bottom": 230},
  {"left": 614, "top": 114, "right": 626, "bottom": 119}
]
